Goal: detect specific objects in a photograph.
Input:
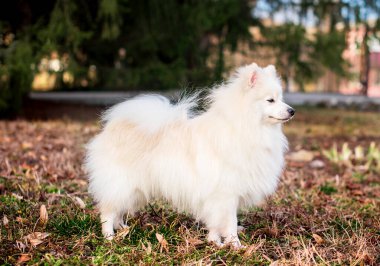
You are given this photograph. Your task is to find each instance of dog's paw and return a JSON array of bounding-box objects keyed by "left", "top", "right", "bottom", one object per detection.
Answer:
[
  {"left": 104, "top": 234, "right": 114, "bottom": 241},
  {"left": 207, "top": 231, "right": 222, "bottom": 247},
  {"left": 224, "top": 235, "right": 244, "bottom": 249}
]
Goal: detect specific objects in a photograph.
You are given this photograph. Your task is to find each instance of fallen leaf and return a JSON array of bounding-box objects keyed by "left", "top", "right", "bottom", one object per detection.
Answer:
[
  {"left": 351, "top": 190, "right": 363, "bottom": 196},
  {"left": 141, "top": 241, "right": 152, "bottom": 255},
  {"left": 74, "top": 197, "right": 86, "bottom": 209},
  {"left": 290, "top": 240, "right": 300, "bottom": 247},
  {"left": 16, "top": 217, "right": 28, "bottom": 224},
  {"left": 346, "top": 183, "right": 361, "bottom": 190},
  {"left": 21, "top": 141, "right": 33, "bottom": 150},
  {"left": 17, "top": 254, "right": 31, "bottom": 264},
  {"left": 287, "top": 161, "right": 305, "bottom": 168},
  {"left": 309, "top": 159, "right": 325, "bottom": 169},
  {"left": 29, "top": 238, "right": 44, "bottom": 247},
  {"left": 288, "top": 149, "right": 314, "bottom": 162},
  {"left": 186, "top": 237, "right": 203, "bottom": 247},
  {"left": 156, "top": 233, "right": 169, "bottom": 253},
  {"left": 25, "top": 232, "right": 50, "bottom": 247},
  {"left": 115, "top": 227, "right": 130, "bottom": 239},
  {"left": 3, "top": 215, "right": 9, "bottom": 227},
  {"left": 39, "top": 205, "right": 48, "bottom": 226},
  {"left": 312, "top": 233, "right": 324, "bottom": 245}
]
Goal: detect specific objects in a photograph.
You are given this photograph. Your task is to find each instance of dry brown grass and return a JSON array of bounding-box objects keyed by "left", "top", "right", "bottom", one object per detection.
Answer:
[{"left": 1, "top": 107, "right": 379, "bottom": 265}]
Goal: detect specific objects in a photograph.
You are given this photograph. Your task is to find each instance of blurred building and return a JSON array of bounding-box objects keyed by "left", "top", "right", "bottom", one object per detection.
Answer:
[
  {"left": 227, "top": 21, "right": 380, "bottom": 97},
  {"left": 339, "top": 25, "right": 380, "bottom": 97}
]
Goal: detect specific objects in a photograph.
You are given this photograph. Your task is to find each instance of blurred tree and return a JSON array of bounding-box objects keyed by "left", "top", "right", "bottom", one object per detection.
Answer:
[
  {"left": 0, "top": 0, "right": 255, "bottom": 116},
  {"left": 344, "top": 0, "right": 380, "bottom": 95},
  {"left": 0, "top": 38, "right": 34, "bottom": 116},
  {"left": 261, "top": 23, "right": 315, "bottom": 91},
  {"left": 263, "top": 0, "right": 380, "bottom": 95},
  {"left": 118, "top": 0, "right": 255, "bottom": 88},
  {"left": 98, "top": 0, "right": 122, "bottom": 40},
  {"left": 0, "top": 0, "right": 92, "bottom": 116},
  {"left": 261, "top": 0, "right": 350, "bottom": 91}
]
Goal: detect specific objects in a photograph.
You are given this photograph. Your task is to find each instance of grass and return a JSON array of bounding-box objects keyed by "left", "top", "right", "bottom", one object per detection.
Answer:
[{"left": 0, "top": 107, "right": 379, "bottom": 265}]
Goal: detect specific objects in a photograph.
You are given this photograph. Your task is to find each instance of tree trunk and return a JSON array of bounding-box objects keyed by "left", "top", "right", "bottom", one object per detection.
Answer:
[
  {"left": 359, "top": 24, "right": 370, "bottom": 96},
  {"left": 214, "top": 25, "right": 228, "bottom": 80}
]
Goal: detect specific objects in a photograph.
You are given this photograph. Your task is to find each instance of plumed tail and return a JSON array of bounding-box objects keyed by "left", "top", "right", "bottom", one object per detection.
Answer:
[{"left": 102, "top": 94, "right": 198, "bottom": 132}]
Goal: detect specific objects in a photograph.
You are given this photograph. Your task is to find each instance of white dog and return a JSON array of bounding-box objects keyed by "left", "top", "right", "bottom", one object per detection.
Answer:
[{"left": 85, "top": 63, "right": 294, "bottom": 248}]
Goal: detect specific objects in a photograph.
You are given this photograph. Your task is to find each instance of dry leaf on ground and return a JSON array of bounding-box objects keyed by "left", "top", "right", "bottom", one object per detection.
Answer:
[
  {"left": 186, "top": 237, "right": 203, "bottom": 247},
  {"left": 74, "top": 196, "right": 86, "bottom": 209},
  {"left": 288, "top": 149, "right": 314, "bottom": 162},
  {"left": 156, "top": 233, "right": 169, "bottom": 253},
  {"left": 39, "top": 205, "right": 48, "bottom": 226},
  {"left": 115, "top": 227, "right": 130, "bottom": 240},
  {"left": 17, "top": 254, "right": 31, "bottom": 264},
  {"left": 3, "top": 215, "right": 9, "bottom": 227},
  {"left": 312, "top": 233, "right": 324, "bottom": 245},
  {"left": 141, "top": 241, "right": 152, "bottom": 255},
  {"left": 25, "top": 232, "right": 50, "bottom": 247},
  {"left": 310, "top": 159, "right": 325, "bottom": 168}
]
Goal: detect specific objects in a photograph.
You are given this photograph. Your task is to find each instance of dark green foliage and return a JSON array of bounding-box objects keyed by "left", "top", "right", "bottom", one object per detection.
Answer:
[
  {"left": 0, "top": 39, "right": 34, "bottom": 117},
  {"left": 0, "top": 0, "right": 255, "bottom": 116},
  {"left": 120, "top": 0, "right": 254, "bottom": 88},
  {"left": 98, "top": 0, "right": 122, "bottom": 40},
  {"left": 262, "top": 23, "right": 317, "bottom": 91},
  {"left": 312, "top": 30, "right": 349, "bottom": 77},
  {"left": 320, "top": 182, "right": 338, "bottom": 195},
  {"left": 49, "top": 212, "right": 101, "bottom": 237}
]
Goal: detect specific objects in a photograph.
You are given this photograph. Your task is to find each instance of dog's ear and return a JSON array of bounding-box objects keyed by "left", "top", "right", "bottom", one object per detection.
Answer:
[
  {"left": 248, "top": 62, "right": 259, "bottom": 88},
  {"left": 249, "top": 70, "right": 257, "bottom": 87},
  {"left": 265, "top": 65, "right": 276, "bottom": 74}
]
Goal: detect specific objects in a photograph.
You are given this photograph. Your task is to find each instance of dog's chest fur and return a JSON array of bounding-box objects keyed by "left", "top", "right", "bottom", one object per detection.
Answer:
[{"left": 232, "top": 127, "right": 287, "bottom": 207}]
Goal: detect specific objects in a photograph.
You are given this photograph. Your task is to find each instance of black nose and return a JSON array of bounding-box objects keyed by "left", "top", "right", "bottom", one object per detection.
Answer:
[{"left": 287, "top": 108, "right": 295, "bottom": 116}]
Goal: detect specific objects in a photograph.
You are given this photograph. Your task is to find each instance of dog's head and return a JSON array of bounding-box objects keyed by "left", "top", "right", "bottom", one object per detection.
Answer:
[{"left": 235, "top": 63, "right": 295, "bottom": 125}]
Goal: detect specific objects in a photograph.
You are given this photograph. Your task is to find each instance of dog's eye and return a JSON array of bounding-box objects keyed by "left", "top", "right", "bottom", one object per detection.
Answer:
[{"left": 267, "top": 99, "right": 275, "bottom": 103}]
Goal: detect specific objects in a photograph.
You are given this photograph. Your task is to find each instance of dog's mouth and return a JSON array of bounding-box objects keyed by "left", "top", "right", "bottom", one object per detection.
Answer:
[{"left": 269, "top": 116, "right": 292, "bottom": 122}]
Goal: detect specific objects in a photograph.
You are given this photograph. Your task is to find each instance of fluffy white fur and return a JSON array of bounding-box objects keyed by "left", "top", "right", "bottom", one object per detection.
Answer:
[{"left": 85, "top": 63, "right": 294, "bottom": 248}]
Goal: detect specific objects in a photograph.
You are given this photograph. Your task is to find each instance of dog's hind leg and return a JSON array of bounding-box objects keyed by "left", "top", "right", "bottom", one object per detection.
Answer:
[
  {"left": 100, "top": 210, "right": 116, "bottom": 240},
  {"left": 113, "top": 189, "right": 147, "bottom": 231}
]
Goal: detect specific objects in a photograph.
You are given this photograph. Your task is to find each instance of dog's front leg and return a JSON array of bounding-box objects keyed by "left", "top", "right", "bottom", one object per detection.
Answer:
[
  {"left": 221, "top": 209, "right": 242, "bottom": 249},
  {"left": 202, "top": 196, "right": 242, "bottom": 248}
]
